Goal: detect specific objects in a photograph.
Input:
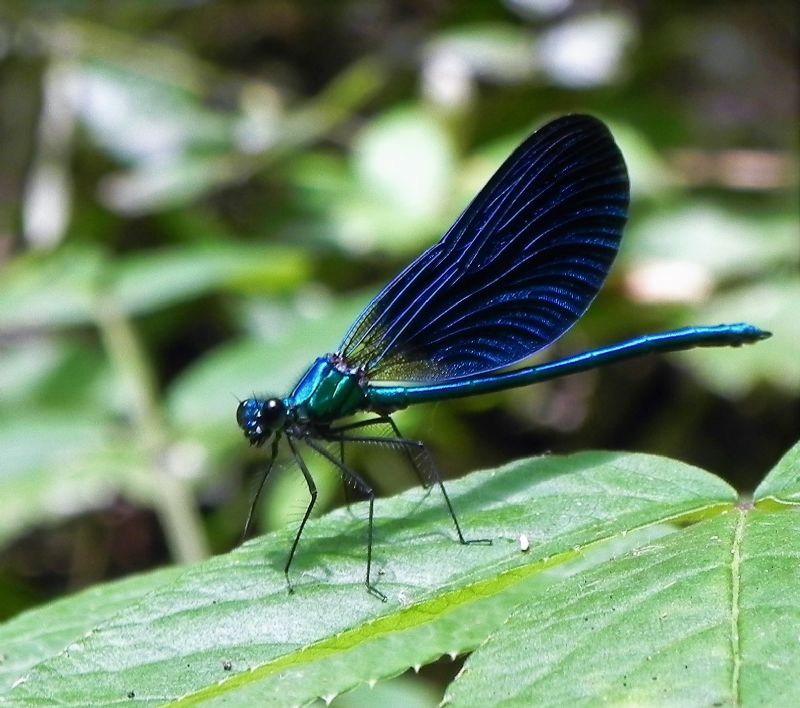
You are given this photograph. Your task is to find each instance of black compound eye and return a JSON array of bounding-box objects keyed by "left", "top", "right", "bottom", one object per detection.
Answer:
[
  {"left": 261, "top": 398, "right": 286, "bottom": 429},
  {"left": 235, "top": 401, "right": 247, "bottom": 427}
]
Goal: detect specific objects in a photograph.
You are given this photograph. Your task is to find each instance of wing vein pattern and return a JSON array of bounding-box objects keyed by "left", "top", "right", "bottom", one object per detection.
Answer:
[{"left": 338, "top": 114, "right": 630, "bottom": 383}]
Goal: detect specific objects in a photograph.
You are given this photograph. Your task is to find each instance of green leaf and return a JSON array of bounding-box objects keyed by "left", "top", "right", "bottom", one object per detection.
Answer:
[
  {"left": 607, "top": 120, "right": 676, "bottom": 199},
  {"left": 1, "top": 452, "right": 734, "bottom": 705},
  {"left": 0, "top": 341, "right": 97, "bottom": 407},
  {"left": 355, "top": 108, "right": 454, "bottom": 219},
  {"left": 0, "top": 248, "right": 104, "bottom": 331},
  {"left": 100, "top": 156, "right": 251, "bottom": 215},
  {"left": 333, "top": 673, "right": 440, "bottom": 707},
  {"left": 0, "top": 245, "right": 309, "bottom": 332},
  {"left": 425, "top": 24, "right": 536, "bottom": 83},
  {"left": 325, "top": 107, "right": 456, "bottom": 255},
  {"left": 625, "top": 203, "right": 797, "bottom": 280},
  {"left": 754, "top": 440, "right": 800, "bottom": 505},
  {"left": 110, "top": 244, "right": 310, "bottom": 313},
  {"left": 0, "top": 567, "right": 184, "bottom": 695},
  {"left": 0, "top": 412, "right": 139, "bottom": 548},
  {"left": 77, "top": 61, "right": 234, "bottom": 167},
  {"left": 444, "top": 506, "right": 800, "bottom": 706}
]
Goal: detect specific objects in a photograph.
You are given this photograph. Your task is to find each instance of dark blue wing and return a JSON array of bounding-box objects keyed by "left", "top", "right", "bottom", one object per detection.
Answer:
[{"left": 338, "top": 114, "right": 629, "bottom": 383}]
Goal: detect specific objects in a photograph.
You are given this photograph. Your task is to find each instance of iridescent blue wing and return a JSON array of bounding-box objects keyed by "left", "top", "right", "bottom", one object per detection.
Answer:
[{"left": 338, "top": 115, "right": 629, "bottom": 383}]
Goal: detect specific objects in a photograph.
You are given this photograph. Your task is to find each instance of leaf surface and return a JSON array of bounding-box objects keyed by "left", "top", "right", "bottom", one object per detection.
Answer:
[
  {"left": 445, "top": 506, "right": 800, "bottom": 706},
  {"left": 1, "top": 452, "right": 733, "bottom": 706}
]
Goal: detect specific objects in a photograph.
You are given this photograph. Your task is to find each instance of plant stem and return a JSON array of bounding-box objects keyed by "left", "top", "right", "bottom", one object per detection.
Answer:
[{"left": 94, "top": 291, "right": 209, "bottom": 564}]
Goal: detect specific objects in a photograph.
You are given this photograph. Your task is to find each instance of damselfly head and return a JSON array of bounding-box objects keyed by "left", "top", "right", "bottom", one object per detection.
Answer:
[{"left": 236, "top": 397, "right": 286, "bottom": 446}]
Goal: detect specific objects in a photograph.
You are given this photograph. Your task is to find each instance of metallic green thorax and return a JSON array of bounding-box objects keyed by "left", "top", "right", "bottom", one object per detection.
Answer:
[{"left": 287, "top": 356, "right": 367, "bottom": 423}]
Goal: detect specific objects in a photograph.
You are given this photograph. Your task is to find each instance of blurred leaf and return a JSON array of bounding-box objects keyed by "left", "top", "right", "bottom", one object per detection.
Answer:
[
  {"left": 0, "top": 341, "right": 112, "bottom": 410},
  {"left": 0, "top": 451, "right": 736, "bottom": 704},
  {"left": 356, "top": 108, "right": 454, "bottom": 218},
  {"left": 77, "top": 61, "right": 234, "bottom": 167},
  {"left": 111, "top": 244, "right": 310, "bottom": 312},
  {"left": 67, "top": 55, "right": 251, "bottom": 214},
  {"left": 679, "top": 278, "right": 800, "bottom": 395},
  {"left": 537, "top": 12, "right": 635, "bottom": 88},
  {"left": 0, "top": 245, "right": 309, "bottom": 332},
  {"left": 445, "top": 506, "right": 799, "bottom": 706},
  {"left": 66, "top": 49, "right": 386, "bottom": 214},
  {"left": 325, "top": 108, "right": 456, "bottom": 254},
  {"left": 424, "top": 23, "right": 537, "bottom": 83},
  {"left": 286, "top": 151, "right": 352, "bottom": 213},
  {"left": 99, "top": 156, "right": 249, "bottom": 216},
  {"left": 754, "top": 440, "right": 800, "bottom": 504},
  {"left": 0, "top": 248, "right": 104, "bottom": 330},
  {"left": 0, "top": 413, "right": 105, "bottom": 484},
  {"left": 609, "top": 120, "right": 677, "bottom": 198},
  {"left": 285, "top": 58, "right": 389, "bottom": 150},
  {"left": 0, "top": 412, "right": 136, "bottom": 548},
  {"left": 40, "top": 17, "right": 219, "bottom": 95},
  {"left": 625, "top": 203, "right": 797, "bottom": 280},
  {"left": 0, "top": 341, "right": 67, "bottom": 404}
]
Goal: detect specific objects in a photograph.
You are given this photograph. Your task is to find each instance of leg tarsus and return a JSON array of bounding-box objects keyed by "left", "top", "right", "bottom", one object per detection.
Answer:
[
  {"left": 304, "top": 437, "right": 385, "bottom": 601},
  {"left": 367, "top": 582, "right": 387, "bottom": 602},
  {"left": 283, "top": 436, "right": 318, "bottom": 595}
]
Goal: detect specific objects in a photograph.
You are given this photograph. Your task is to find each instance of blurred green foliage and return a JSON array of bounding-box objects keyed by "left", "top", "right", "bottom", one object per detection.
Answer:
[{"left": 0, "top": 0, "right": 796, "bottom": 685}]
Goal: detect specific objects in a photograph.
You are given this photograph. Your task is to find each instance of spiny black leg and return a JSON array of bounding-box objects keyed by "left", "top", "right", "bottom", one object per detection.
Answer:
[
  {"left": 304, "top": 437, "right": 387, "bottom": 602},
  {"left": 284, "top": 436, "right": 318, "bottom": 595},
  {"left": 339, "top": 439, "right": 356, "bottom": 507},
  {"left": 331, "top": 416, "right": 431, "bottom": 488},
  {"left": 326, "top": 429, "right": 491, "bottom": 548},
  {"left": 243, "top": 434, "right": 281, "bottom": 540}
]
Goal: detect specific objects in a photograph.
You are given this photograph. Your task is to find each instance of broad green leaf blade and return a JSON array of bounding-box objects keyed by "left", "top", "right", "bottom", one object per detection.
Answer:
[
  {"left": 738, "top": 509, "right": 800, "bottom": 700},
  {"left": 76, "top": 61, "right": 234, "bottom": 167},
  {"left": 445, "top": 507, "right": 800, "bottom": 707},
  {"left": 0, "top": 568, "right": 184, "bottom": 694},
  {"left": 355, "top": 108, "right": 454, "bottom": 221},
  {"left": 0, "top": 341, "right": 112, "bottom": 410},
  {"left": 2, "top": 452, "right": 735, "bottom": 706},
  {"left": 187, "top": 526, "right": 677, "bottom": 708},
  {"left": 753, "top": 440, "right": 800, "bottom": 505}
]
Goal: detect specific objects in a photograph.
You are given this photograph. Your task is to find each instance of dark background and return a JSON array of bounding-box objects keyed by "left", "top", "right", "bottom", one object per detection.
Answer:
[{"left": 0, "top": 2, "right": 797, "bottom": 687}]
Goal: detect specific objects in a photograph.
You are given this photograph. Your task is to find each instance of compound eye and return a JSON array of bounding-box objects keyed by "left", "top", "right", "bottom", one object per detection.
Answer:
[
  {"left": 235, "top": 400, "right": 248, "bottom": 428},
  {"left": 261, "top": 398, "right": 286, "bottom": 429}
]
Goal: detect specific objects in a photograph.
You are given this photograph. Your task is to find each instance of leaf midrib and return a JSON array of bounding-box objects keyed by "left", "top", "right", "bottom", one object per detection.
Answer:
[{"left": 729, "top": 508, "right": 745, "bottom": 706}]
